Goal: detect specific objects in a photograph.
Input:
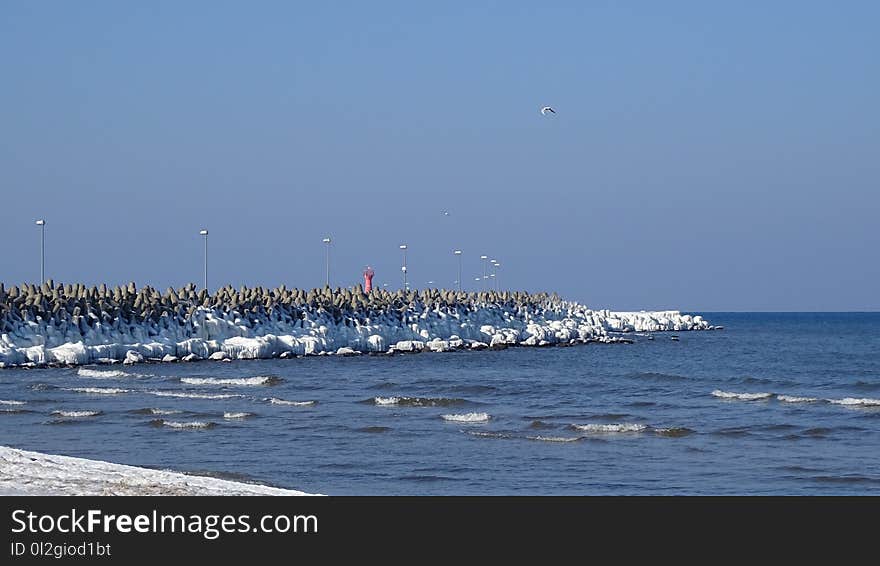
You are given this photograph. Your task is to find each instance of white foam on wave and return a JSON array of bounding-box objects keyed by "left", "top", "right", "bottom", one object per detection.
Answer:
[
  {"left": 67, "top": 387, "right": 129, "bottom": 395},
  {"left": 572, "top": 423, "right": 648, "bottom": 433},
  {"left": 51, "top": 410, "right": 101, "bottom": 418},
  {"left": 265, "top": 397, "right": 316, "bottom": 406},
  {"left": 441, "top": 412, "right": 490, "bottom": 423},
  {"left": 148, "top": 391, "right": 243, "bottom": 400},
  {"left": 466, "top": 430, "right": 511, "bottom": 439},
  {"left": 828, "top": 397, "right": 880, "bottom": 407},
  {"left": 711, "top": 390, "right": 773, "bottom": 401},
  {"left": 776, "top": 395, "right": 822, "bottom": 403},
  {"left": 527, "top": 435, "right": 581, "bottom": 443},
  {"left": 157, "top": 420, "right": 215, "bottom": 429},
  {"left": 77, "top": 368, "right": 130, "bottom": 379},
  {"left": 0, "top": 400, "right": 26, "bottom": 406},
  {"left": 180, "top": 376, "right": 276, "bottom": 386},
  {"left": 145, "top": 408, "right": 182, "bottom": 415},
  {"left": 374, "top": 396, "right": 400, "bottom": 406},
  {"left": 223, "top": 412, "right": 254, "bottom": 419}
]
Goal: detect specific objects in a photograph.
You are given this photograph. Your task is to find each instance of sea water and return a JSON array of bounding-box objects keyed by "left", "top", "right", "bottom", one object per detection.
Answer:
[{"left": 1, "top": 313, "right": 878, "bottom": 494}]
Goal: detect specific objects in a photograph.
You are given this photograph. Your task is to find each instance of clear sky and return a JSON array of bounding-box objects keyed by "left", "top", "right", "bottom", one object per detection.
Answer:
[{"left": 1, "top": 1, "right": 877, "bottom": 311}]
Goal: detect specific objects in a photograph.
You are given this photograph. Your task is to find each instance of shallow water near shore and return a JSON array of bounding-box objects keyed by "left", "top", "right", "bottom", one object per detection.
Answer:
[{"left": 2, "top": 312, "right": 879, "bottom": 494}]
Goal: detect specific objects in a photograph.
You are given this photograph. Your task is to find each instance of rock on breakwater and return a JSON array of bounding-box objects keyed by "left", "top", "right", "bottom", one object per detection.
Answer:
[{"left": 0, "top": 281, "right": 712, "bottom": 367}]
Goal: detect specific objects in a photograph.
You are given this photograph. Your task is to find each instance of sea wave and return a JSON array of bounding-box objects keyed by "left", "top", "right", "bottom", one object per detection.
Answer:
[
  {"left": 265, "top": 398, "right": 316, "bottom": 406},
  {"left": 132, "top": 408, "right": 182, "bottom": 415},
  {"left": 181, "top": 376, "right": 280, "bottom": 386},
  {"left": 51, "top": 410, "right": 101, "bottom": 418},
  {"left": 571, "top": 423, "right": 648, "bottom": 433},
  {"left": 441, "top": 412, "right": 490, "bottom": 423},
  {"left": 527, "top": 435, "right": 581, "bottom": 443},
  {"left": 653, "top": 427, "right": 695, "bottom": 437},
  {"left": 150, "top": 419, "right": 216, "bottom": 429},
  {"left": 147, "top": 391, "right": 243, "bottom": 400},
  {"left": 828, "top": 397, "right": 880, "bottom": 407},
  {"left": 711, "top": 390, "right": 773, "bottom": 401},
  {"left": 356, "top": 426, "right": 391, "bottom": 433},
  {"left": 67, "top": 387, "right": 129, "bottom": 395},
  {"left": 369, "top": 396, "right": 469, "bottom": 407},
  {"left": 223, "top": 412, "right": 254, "bottom": 419},
  {"left": 0, "top": 400, "right": 26, "bottom": 406},
  {"left": 466, "top": 430, "right": 512, "bottom": 439},
  {"left": 77, "top": 368, "right": 130, "bottom": 379},
  {"left": 777, "top": 395, "right": 822, "bottom": 403}
]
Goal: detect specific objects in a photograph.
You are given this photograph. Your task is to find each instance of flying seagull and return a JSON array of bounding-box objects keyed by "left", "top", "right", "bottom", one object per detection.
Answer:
[{"left": 540, "top": 106, "right": 556, "bottom": 115}]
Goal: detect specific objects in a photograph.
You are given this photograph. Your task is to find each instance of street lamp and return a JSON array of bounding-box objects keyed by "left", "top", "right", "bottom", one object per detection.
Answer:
[
  {"left": 322, "top": 237, "right": 332, "bottom": 287},
  {"left": 199, "top": 229, "right": 208, "bottom": 291},
  {"left": 399, "top": 244, "right": 408, "bottom": 290},
  {"left": 493, "top": 262, "right": 501, "bottom": 291},
  {"left": 453, "top": 250, "right": 462, "bottom": 293},
  {"left": 480, "top": 255, "right": 488, "bottom": 291},
  {"left": 35, "top": 220, "right": 45, "bottom": 283}
]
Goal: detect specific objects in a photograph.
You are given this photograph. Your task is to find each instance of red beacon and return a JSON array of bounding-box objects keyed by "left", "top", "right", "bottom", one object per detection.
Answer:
[{"left": 363, "top": 266, "right": 375, "bottom": 293}]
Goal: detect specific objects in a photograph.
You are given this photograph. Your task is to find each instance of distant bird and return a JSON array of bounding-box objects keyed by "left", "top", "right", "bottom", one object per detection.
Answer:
[
  {"left": 540, "top": 106, "right": 556, "bottom": 115},
  {"left": 441, "top": 210, "right": 450, "bottom": 216}
]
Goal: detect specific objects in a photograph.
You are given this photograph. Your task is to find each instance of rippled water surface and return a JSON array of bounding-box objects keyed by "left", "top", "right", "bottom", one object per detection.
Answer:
[{"left": 2, "top": 313, "right": 878, "bottom": 494}]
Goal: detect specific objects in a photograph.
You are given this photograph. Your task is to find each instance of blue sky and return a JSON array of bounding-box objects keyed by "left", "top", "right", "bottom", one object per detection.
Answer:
[{"left": 1, "top": 1, "right": 877, "bottom": 310}]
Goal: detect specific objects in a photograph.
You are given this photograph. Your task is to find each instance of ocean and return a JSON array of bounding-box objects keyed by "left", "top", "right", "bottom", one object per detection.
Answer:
[{"left": 1, "top": 312, "right": 878, "bottom": 495}]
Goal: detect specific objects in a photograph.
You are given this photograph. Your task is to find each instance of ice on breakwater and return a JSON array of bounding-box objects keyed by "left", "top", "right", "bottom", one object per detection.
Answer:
[{"left": 0, "top": 281, "right": 713, "bottom": 367}]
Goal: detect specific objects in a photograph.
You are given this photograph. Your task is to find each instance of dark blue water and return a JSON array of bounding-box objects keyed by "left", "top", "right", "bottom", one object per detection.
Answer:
[{"left": 2, "top": 313, "right": 879, "bottom": 494}]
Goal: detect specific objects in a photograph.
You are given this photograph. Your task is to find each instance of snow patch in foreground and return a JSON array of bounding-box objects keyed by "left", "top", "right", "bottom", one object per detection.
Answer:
[{"left": 0, "top": 445, "right": 318, "bottom": 496}]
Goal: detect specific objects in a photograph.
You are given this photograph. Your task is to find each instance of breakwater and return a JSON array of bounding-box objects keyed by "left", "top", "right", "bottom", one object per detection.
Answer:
[{"left": 0, "top": 281, "right": 713, "bottom": 367}]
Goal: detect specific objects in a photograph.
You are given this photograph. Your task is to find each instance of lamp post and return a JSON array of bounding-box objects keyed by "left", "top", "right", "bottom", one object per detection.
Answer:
[
  {"left": 492, "top": 261, "right": 501, "bottom": 291},
  {"left": 199, "top": 229, "right": 208, "bottom": 291},
  {"left": 400, "top": 244, "right": 408, "bottom": 290},
  {"left": 480, "top": 255, "right": 488, "bottom": 291},
  {"left": 490, "top": 259, "right": 499, "bottom": 291},
  {"left": 453, "top": 250, "right": 462, "bottom": 293},
  {"left": 322, "top": 237, "right": 332, "bottom": 287},
  {"left": 35, "top": 219, "right": 45, "bottom": 283}
]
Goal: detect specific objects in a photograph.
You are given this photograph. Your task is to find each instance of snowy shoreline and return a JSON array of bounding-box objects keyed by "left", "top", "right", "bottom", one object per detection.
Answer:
[
  {"left": 0, "top": 282, "right": 714, "bottom": 368},
  {"left": 0, "top": 446, "right": 318, "bottom": 496}
]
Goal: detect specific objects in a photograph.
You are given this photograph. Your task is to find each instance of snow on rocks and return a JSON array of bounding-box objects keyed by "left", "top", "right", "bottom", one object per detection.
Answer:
[{"left": 0, "top": 282, "right": 713, "bottom": 368}]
